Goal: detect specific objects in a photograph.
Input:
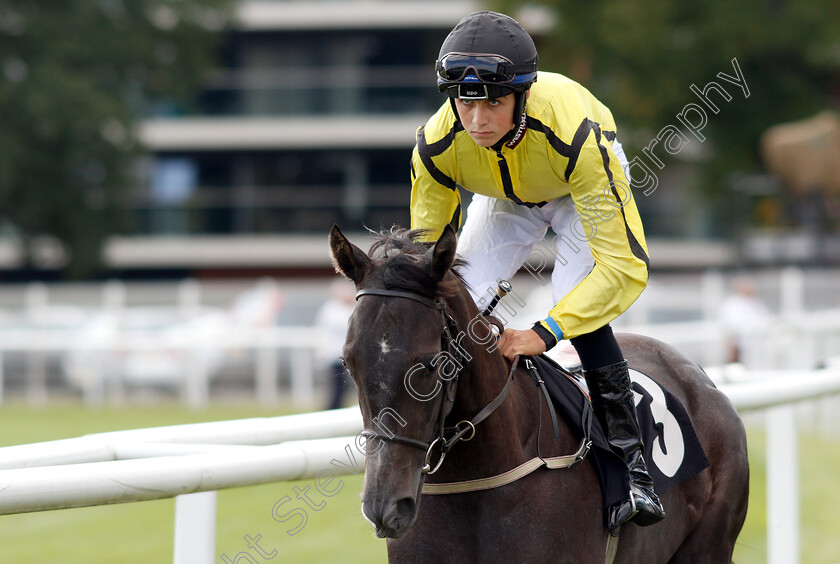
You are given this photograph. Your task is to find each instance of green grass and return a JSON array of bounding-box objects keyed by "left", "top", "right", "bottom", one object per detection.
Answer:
[
  {"left": 733, "top": 426, "right": 840, "bottom": 564},
  {"left": 0, "top": 403, "right": 838, "bottom": 563},
  {"left": 0, "top": 402, "right": 386, "bottom": 564}
]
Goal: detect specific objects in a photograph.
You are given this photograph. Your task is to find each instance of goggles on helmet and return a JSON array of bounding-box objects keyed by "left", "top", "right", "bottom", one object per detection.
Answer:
[{"left": 436, "top": 53, "right": 519, "bottom": 84}]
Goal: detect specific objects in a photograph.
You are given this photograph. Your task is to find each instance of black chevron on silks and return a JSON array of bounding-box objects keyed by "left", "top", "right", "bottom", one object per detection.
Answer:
[
  {"left": 416, "top": 123, "right": 464, "bottom": 191},
  {"left": 495, "top": 150, "right": 547, "bottom": 208},
  {"left": 591, "top": 123, "right": 650, "bottom": 270}
]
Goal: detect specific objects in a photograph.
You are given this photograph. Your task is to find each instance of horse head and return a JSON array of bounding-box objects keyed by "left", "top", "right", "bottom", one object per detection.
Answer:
[{"left": 329, "top": 224, "right": 471, "bottom": 539}]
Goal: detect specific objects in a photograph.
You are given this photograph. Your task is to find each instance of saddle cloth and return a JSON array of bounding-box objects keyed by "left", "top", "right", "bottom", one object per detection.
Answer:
[{"left": 529, "top": 353, "right": 710, "bottom": 515}]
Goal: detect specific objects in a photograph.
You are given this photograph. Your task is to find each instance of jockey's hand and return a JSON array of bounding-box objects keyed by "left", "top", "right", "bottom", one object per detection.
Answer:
[{"left": 499, "top": 328, "right": 546, "bottom": 361}]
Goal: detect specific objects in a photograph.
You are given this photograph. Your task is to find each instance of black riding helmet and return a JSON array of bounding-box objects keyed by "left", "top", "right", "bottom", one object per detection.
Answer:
[{"left": 437, "top": 11, "right": 538, "bottom": 138}]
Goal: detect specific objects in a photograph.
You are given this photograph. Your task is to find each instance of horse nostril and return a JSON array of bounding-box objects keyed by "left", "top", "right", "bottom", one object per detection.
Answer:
[{"left": 381, "top": 497, "right": 417, "bottom": 538}]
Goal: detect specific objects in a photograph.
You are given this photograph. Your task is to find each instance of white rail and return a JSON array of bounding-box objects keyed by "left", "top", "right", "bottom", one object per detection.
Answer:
[
  {"left": 0, "top": 436, "right": 360, "bottom": 515},
  {"left": 0, "top": 371, "right": 838, "bottom": 563},
  {"left": 716, "top": 369, "right": 840, "bottom": 564},
  {"left": 0, "top": 406, "right": 362, "bottom": 470}
]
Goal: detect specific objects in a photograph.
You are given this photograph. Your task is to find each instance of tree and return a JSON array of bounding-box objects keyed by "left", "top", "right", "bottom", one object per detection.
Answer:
[
  {"left": 501, "top": 0, "right": 840, "bottom": 234},
  {"left": 0, "top": 0, "right": 231, "bottom": 277}
]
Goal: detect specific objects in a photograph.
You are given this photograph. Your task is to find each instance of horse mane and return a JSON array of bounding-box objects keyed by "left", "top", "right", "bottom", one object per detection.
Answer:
[{"left": 367, "top": 227, "right": 468, "bottom": 299}]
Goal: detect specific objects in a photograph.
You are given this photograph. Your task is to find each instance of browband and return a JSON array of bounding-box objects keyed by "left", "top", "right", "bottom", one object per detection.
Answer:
[{"left": 355, "top": 288, "right": 445, "bottom": 310}]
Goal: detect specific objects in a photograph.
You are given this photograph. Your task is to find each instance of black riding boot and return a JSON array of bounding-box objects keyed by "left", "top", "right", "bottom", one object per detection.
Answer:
[{"left": 584, "top": 360, "right": 666, "bottom": 533}]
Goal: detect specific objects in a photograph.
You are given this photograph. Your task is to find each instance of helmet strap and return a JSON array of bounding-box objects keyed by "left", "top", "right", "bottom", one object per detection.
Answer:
[
  {"left": 508, "top": 91, "right": 528, "bottom": 147},
  {"left": 495, "top": 91, "right": 529, "bottom": 150}
]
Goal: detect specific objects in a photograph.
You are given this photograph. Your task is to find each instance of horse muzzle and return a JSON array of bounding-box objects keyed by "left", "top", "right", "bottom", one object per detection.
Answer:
[{"left": 362, "top": 495, "right": 418, "bottom": 539}]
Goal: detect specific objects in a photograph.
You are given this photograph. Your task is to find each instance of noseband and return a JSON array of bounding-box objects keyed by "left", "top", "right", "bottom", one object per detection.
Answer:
[{"left": 355, "top": 287, "right": 515, "bottom": 475}]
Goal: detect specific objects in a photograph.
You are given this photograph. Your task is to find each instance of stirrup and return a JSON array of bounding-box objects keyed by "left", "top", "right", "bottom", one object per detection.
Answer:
[
  {"left": 606, "top": 496, "right": 637, "bottom": 533},
  {"left": 629, "top": 486, "right": 665, "bottom": 527}
]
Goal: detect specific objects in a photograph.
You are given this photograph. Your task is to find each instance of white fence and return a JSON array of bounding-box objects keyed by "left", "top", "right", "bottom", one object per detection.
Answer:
[
  {"left": 1, "top": 371, "right": 840, "bottom": 564},
  {"left": 0, "top": 267, "right": 839, "bottom": 561},
  {"left": 0, "top": 278, "right": 324, "bottom": 408},
  {"left": 0, "top": 267, "right": 839, "bottom": 411},
  {"left": 0, "top": 323, "right": 320, "bottom": 408}
]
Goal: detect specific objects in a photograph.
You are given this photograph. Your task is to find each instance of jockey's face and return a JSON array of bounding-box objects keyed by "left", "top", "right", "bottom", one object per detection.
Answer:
[{"left": 454, "top": 94, "right": 516, "bottom": 148}]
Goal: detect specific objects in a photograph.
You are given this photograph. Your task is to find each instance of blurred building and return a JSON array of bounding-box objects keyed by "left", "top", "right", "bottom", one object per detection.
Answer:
[
  {"left": 1, "top": 0, "right": 745, "bottom": 278},
  {"left": 113, "top": 0, "right": 481, "bottom": 276}
]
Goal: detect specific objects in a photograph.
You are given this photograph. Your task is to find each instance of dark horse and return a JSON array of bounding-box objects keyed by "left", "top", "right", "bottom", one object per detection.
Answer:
[{"left": 330, "top": 224, "right": 749, "bottom": 563}]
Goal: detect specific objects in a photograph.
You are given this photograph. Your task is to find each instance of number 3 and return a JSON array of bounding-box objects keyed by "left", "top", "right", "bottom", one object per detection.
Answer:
[{"left": 630, "top": 370, "right": 685, "bottom": 478}]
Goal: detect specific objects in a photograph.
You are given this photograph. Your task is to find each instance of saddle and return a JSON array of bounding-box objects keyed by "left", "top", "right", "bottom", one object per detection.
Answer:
[{"left": 526, "top": 352, "right": 710, "bottom": 516}]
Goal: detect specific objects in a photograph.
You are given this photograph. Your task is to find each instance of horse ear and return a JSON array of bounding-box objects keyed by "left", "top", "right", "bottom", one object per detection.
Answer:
[
  {"left": 430, "top": 224, "right": 457, "bottom": 281},
  {"left": 329, "top": 224, "right": 371, "bottom": 284}
]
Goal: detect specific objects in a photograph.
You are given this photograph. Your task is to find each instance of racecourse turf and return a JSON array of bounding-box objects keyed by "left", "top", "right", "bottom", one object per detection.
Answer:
[{"left": 0, "top": 402, "right": 837, "bottom": 563}]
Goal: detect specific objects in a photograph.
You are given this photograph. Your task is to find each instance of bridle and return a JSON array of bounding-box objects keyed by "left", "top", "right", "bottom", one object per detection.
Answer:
[{"left": 355, "top": 287, "right": 517, "bottom": 474}]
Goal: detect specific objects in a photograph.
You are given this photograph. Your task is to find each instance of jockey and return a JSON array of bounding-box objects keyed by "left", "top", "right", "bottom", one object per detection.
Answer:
[{"left": 410, "top": 10, "right": 665, "bottom": 533}]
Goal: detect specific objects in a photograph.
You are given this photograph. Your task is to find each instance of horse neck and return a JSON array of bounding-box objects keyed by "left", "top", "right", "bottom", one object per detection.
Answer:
[{"left": 445, "top": 283, "right": 536, "bottom": 435}]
